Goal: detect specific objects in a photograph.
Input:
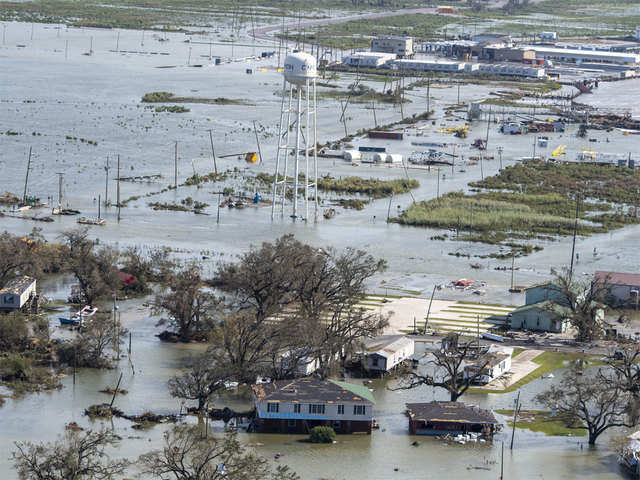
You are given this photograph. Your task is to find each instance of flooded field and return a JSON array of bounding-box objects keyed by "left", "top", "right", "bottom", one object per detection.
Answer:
[{"left": 1, "top": 20, "right": 639, "bottom": 479}]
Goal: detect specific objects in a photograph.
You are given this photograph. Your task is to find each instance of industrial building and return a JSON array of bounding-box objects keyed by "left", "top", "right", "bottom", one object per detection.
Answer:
[
  {"left": 477, "top": 63, "right": 546, "bottom": 78},
  {"left": 525, "top": 45, "right": 640, "bottom": 65},
  {"left": 371, "top": 35, "right": 414, "bottom": 58},
  {"left": 343, "top": 52, "right": 396, "bottom": 68}
]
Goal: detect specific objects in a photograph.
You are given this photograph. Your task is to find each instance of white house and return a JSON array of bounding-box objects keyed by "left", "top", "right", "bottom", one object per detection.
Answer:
[
  {"left": 392, "top": 59, "right": 465, "bottom": 73},
  {"left": 363, "top": 335, "right": 415, "bottom": 373},
  {"left": 0, "top": 276, "right": 36, "bottom": 312},
  {"left": 344, "top": 52, "right": 396, "bottom": 68},
  {"left": 463, "top": 345, "right": 513, "bottom": 384},
  {"left": 252, "top": 377, "right": 375, "bottom": 434}
]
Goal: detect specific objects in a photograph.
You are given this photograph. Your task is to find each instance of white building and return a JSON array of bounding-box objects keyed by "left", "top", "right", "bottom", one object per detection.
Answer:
[
  {"left": 635, "top": 26, "right": 640, "bottom": 40},
  {"left": 526, "top": 45, "right": 640, "bottom": 65},
  {"left": 463, "top": 345, "right": 513, "bottom": 384},
  {"left": 363, "top": 335, "right": 415, "bottom": 373},
  {"left": 371, "top": 35, "right": 414, "bottom": 58},
  {"left": 540, "top": 31, "right": 558, "bottom": 41},
  {"left": 0, "top": 276, "right": 36, "bottom": 312},
  {"left": 344, "top": 52, "right": 396, "bottom": 68},
  {"left": 392, "top": 59, "right": 465, "bottom": 72},
  {"left": 252, "top": 377, "right": 375, "bottom": 434},
  {"left": 476, "top": 63, "right": 546, "bottom": 78}
]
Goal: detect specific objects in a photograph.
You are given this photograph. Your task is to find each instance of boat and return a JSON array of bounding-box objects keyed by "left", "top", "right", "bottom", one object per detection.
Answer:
[
  {"left": 77, "top": 217, "right": 106, "bottom": 226},
  {"left": 59, "top": 305, "right": 98, "bottom": 327}
]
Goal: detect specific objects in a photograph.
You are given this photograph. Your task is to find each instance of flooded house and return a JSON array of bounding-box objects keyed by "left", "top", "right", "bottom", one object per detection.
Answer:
[
  {"left": 406, "top": 402, "right": 499, "bottom": 438},
  {"left": 252, "top": 377, "right": 375, "bottom": 434},
  {"left": 362, "top": 335, "right": 415, "bottom": 374},
  {"left": 594, "top": 271, "right": 640, "bottom": 308},
  {"left": 509, "top": 282, "right": 603, "bottom": 333},
  {"left": 0, "top": 276, "right": 36, "bottom": 312},
  {"left": 463, "top": 345, "right": 514, "bottom": 384}
]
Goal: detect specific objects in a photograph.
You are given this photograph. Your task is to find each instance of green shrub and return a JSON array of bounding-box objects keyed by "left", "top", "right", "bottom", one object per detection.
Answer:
[{"left": 309, "top": 426, "right": 336, "bottom": 443}]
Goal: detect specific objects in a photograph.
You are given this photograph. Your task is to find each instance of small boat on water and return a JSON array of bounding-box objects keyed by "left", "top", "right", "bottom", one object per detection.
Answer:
[
  {"left": 59, "top": 305, "right": 98, "bottom": 327},
  {"left": 77, "top": 217, "right": 106, "bottom": 226}
]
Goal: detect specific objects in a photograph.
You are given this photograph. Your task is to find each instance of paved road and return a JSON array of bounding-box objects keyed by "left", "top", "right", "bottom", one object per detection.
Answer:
[{"left": 251, "top": 7, "right": 439, "bottom": 42}]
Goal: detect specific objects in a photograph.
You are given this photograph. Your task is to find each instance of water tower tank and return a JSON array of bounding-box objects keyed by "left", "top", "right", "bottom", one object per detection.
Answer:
[{"left": 283, "top": 52, "right": 317, "bottom": 85}]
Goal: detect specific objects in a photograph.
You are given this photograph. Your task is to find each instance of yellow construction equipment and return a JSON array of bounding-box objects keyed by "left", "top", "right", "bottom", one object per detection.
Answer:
[
  {"left": 551, "top": 145, "right": 566, "bottom": 157},
  {"left": 245, "top": 152, "right": 258, "bottom": 164},
  {"left": 437, "top": 124, "right": 469, "bottom": 138}
]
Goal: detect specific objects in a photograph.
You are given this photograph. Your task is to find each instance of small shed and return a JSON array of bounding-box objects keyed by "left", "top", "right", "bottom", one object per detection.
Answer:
[
  {"left": 0, "top": 276, "right": 36, "bottom": 312},
  {"left": 406, "top": 402, "right": 498, "bottom": 437}
]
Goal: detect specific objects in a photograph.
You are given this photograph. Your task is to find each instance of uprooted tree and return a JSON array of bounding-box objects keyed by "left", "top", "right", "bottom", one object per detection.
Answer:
[
  {"left": 138, "top": 425, "right": 299, "bottom": 480},
  {"left": 536, "top": 362, "right": 635, "bottom": 445},
  {"left": 394, "top": 333, "right": 489, "bottom": 402},
  {"left": 13, "top": 428, "right": 129, "bottom": 480}
]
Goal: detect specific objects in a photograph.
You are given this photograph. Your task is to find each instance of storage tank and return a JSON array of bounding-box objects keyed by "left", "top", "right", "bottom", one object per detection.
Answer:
[
  {"left": 372, "top": 153, "right": 385, "bottom": 163},
  {"left": 385, "top": 154, "right": 403, "bottom": 164},
  {"left": 283, "top": 52, "right": 317, "bottom": 85},
  {"left": 343, "top": 150, "right": 361, "bottom": 161}
]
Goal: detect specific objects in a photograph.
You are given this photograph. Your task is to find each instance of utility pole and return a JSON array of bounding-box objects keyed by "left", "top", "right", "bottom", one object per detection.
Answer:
[
  {"left": 208, "top": 130, "right": 217, "bottom": 175},
  {"left": 424, "top": 285, "right": 437, "bottom": 334},
  {"left": 22, "top": 146, "right": 32, "bottom": 204},
  {"left": 55, "top": 172, "right": 64, "bottom": 210},
  {"left": 116, "top": 154, "right": 121, "bottom": 222},
  {"left": 426, "top": 75, "right": 431, "bottom": 113},
  {"left": 510, "top": 390, "right": 522, "bottom": 450},
  {"left": 174, "top": 141, "right": 178, "bottom": 188},
  {"left": 498, "top": 146, "right": 503, "bottom": 170},
  {"left": 532, "top": 135, "right": 537, "bottom": 160},
  {"left": 568, "top": 195, "right": 580, "bottom": 282},
  {"left": 436, "top": 167, "right": 440, "bottom": 200},
  {"left": 253, "top": 120, "right": 264, "bottom": 165},
  {"left": 510, "top": 253, "right": 515, "bottom": 291},
  {"left": 457, "top": 80, "right": 460, "bottom": 105},
  {"left": 104, "top": 156, "right": 109, "bottom": 206}
]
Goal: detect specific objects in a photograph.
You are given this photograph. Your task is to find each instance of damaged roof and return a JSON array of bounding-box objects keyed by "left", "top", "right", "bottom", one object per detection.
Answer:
[
  {"left": 406, "top": 402, "right": 498, "bottom": 425},
  {"left": 0, "top": 276, "right": 35, "bottom": 295},
  {"left": 252, "top": 377, "right": 375, "bottom": 404}
]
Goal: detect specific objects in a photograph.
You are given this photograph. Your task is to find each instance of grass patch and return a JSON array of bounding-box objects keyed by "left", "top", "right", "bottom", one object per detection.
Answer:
[
  {"left": 318, "top": 176, "right": 418, "bottom": 199},
  {"left": 495, "top": 409, "right": 586, "bottom": 437},
  {"left": 511, "top": 348, "right": 524, "bottom": 359},
  {"left": 469, "top": 351, "right": 603, "bottom": 394},
  {"left": 142, "top": 92, "right": 250, "bottom": 106}
]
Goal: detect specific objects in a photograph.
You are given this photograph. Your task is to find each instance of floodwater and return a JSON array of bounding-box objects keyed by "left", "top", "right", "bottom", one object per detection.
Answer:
[{"left": 1, "top": 21, "right": 639, "bottom": 479}]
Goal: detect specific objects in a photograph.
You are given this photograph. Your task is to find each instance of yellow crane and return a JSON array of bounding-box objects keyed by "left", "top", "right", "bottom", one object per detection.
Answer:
[{"left": 551, "top": 145, "right": 566, "bottom": 157}]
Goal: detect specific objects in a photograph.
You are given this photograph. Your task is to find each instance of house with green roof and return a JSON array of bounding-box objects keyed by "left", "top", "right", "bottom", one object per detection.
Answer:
[{"left": 252, "top": 377, "right": 375, "bottom": 434}]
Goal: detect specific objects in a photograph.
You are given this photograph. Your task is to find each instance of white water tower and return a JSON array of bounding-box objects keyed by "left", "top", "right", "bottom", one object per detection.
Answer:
[{"left": 271, "top": 51, "right": 318, "bottom": 220}]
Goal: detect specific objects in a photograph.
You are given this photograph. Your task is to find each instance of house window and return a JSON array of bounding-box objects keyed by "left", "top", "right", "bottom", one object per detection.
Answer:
[
  {"left": 372, "top": 357, "right": 379, "bottom": 367},
  {"left": 333, "top": 420, "right": 341, "bottom": 429},
  {"left": 267, "top": 402, "right": 279, "bottom": 413},
  {"left": 308, "top": 404, "right": 325, "bottom": 415},
  {"left": 288, "top": 419, "right": 296, "bottom": 427},
  {"left": 337, "top": 404, "right": 344, "bottom": 415},
  {"left": 294, "top": 404, "right": 301, "bottom": 414},
  {"left": 353, "top": 405, "right": 366, "bottom": 415},
  {"left": 3, "top": 297, "right": 13, "bottom": 304}
]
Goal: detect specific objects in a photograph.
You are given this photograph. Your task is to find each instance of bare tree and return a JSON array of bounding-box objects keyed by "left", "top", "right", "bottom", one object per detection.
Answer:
[
  {"left": 395, "top": 333, "right": 488, "bottom": 402},
  {"left": 154, "top": 263, "right": 218, "bottom": 342},
  {"left": 139, "top": 425, "right": 299, "bottom": 480},
  {"left": 168, "top": 354, "right": 230, "bottom": 413},
  {"left": 602, "top": 347, "right": 640, "bottom": 422},
  {"left": 536, "top": 362, "right": 634, "bottom": 445},
  {"left": 13, "top": 428, "right": 128, "bottom": 480}
]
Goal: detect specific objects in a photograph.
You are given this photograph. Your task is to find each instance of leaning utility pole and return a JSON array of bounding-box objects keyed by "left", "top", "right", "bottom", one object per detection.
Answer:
[
  {"left": 22, "top": 146, "right": 32, "bottom": 204},
  {"left": 510, "top": 390, "right": 522, "bottom": 450},
  {"left": 253, "top": 120, "right": 264, "bottom": 165},
  {"left": 208, "top": 130, "right": 218, "bottom": 175},
  {"left": 568, "top": 195, "right": 580, "bottom": 281}
]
